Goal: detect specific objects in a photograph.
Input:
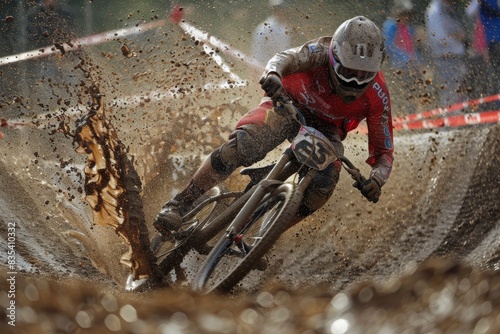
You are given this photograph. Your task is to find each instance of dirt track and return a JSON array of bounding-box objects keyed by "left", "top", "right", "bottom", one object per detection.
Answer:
[
  {"left": 1, "top": 112, "right": 499, "bottom": 333},
  {"left": 1, "top": 22, "right": 500, "bottom": 333}
]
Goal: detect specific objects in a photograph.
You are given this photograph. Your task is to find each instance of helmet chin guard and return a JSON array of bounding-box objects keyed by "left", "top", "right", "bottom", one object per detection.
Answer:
[{"left": 328, "top": 16, "right": 385, "bottom": 102}]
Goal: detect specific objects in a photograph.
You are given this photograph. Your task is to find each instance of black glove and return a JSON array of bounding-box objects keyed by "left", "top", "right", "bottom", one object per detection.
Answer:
[
  {"left": 259, "top": 73, "right": 283, "bottom": 104},
  {"left": 353, "top": 177, "right": 381, "bottom": 203}
]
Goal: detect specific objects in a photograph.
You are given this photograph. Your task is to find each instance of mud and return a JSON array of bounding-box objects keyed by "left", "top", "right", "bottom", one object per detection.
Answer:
[{"left": 1, "top": 9, "right": 500, "bottom": 334}]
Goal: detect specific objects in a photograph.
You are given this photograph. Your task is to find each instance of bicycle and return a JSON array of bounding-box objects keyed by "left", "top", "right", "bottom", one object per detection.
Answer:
[{"left": 144, "top": 95, "right": 371, "bottom": 293}]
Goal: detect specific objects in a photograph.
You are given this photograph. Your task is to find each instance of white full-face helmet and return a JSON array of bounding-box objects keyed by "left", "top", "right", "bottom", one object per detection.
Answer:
[{"left": 328, "top": 16, "right": 385, "bottom": 102}]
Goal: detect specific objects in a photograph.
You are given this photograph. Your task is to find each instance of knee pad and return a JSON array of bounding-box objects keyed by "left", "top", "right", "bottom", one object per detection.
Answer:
[
  {"left": 221, "top": 128, "right": 269, "bottom": 167},
  {"left": 298, "top": 162, "right": 341, "bottom": 217},
  {"left": 210, "top": 128, "right": 270, "bottom": 174},
  {"left": 234, "top": 129, "right": 270, "bottom": 166}
]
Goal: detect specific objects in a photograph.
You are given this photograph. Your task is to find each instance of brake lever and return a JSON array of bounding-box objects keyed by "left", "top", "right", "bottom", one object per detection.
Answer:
[
  {"left": 339, "top": 156, "right": 379, "bottom": 203},
  {"left": 277, "top": 96, "right": 306, "bottom": 125},
  {"left": 339, "top": 156, "right": 365, "bottom": 184}
]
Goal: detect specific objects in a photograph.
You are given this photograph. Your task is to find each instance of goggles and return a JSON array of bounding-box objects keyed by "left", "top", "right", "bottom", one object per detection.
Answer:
[{"left": 329, "top": 51, "right": 377, "bottom": 86}]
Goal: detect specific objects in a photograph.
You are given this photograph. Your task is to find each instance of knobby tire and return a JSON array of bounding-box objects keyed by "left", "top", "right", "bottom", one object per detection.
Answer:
[
  {"left": 154, "top": 187, "right": 236, "bottom": 277},
  {"left": 193, "top": 183, "right": 302, "bottom": 294}
]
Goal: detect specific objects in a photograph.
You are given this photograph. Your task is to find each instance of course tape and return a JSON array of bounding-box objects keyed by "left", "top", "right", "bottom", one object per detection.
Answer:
[
  {"left": 393, "top": 93, "right": 500, "bottom": 124},
  {"left": 178, "top": 21, "right": 263, "bottom": 73},
  {"left": 0, "top": 11, "right": 256, "bottom": 139},
  {"left": 0, "top": 20, "right": 166, "bottom": 66},
  {"left": 177, "top": 21, "right": 248, "bottom": 86},
  {"left": 355, "top": 109, "right": 500, "bottom": 134},
  {"left": 0, "top": 8, "right": 262, "bottom": 78},
  {"left": 394, "top": 110, "right": 500, "bottom": 130}
]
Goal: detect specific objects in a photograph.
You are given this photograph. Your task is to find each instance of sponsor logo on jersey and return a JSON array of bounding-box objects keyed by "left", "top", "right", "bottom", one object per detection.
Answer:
[{"left": 372, "top": 81, "right": 393, "bottom": 149}]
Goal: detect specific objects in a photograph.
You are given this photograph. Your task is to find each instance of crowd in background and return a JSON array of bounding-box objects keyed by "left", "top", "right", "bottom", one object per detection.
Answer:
[
  {"left": 381, "top": 0, "right": 500, "bottom": 113},
  {"left": 249, "top": 0, "right": 500, "bottom": 114},
  {"left": 2, "top": 0, "right": 500, "bottom": 115}
]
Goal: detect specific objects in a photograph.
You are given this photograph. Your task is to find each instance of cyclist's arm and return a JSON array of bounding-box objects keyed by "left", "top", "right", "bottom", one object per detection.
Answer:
[{"left": 263, "top": 36, "right": 331, "bottom": 78}]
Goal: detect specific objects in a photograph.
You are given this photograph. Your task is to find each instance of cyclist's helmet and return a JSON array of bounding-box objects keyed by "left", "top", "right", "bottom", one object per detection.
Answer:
[{"left": 329, "top": 16, "right": 385, "bottom": 102}]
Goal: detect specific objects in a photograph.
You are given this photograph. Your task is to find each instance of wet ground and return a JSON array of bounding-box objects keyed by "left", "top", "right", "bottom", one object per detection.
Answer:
[{"left": 1, "top": 122, "right": 499, "bottom": 333}]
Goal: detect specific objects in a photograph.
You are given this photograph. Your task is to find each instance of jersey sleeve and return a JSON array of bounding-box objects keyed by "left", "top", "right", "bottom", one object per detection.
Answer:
[
  {"left": 365, "top": 78, "right": 394, "bottom": 186},
  {"left": 263, "top": 36, "right": 331, "bottom": 78}
]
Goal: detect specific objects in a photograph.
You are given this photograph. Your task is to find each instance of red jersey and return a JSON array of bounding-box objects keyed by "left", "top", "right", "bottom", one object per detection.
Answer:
[
  {"left": 282, "top": 67, "right": 393, "bottom": 169},
  {"left": 263, "top": 36, "right": 394, "bottom": 184}
]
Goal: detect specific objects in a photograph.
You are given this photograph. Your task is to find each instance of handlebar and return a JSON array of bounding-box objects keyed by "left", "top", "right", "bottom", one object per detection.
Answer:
[{"left": 339, "top": 156, "right": 367, "bottom": 185}]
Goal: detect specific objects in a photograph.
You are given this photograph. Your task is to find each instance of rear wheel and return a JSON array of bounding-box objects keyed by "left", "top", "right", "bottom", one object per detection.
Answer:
[
  {"left": 193, "top": 183, "right": 302, "bottom": 293},
  {"left": 152, "top": 187, "right": 240, "bottom": 285}
]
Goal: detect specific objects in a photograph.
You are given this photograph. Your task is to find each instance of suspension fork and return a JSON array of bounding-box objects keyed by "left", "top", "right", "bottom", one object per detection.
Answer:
[{"left": 294, "top": 168, "right": 317, "bottom": 194}]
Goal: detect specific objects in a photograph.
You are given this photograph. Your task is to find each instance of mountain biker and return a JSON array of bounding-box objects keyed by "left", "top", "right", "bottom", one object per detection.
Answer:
[{"left": 153, "top": 16, "right": 394, "bottom": 237}]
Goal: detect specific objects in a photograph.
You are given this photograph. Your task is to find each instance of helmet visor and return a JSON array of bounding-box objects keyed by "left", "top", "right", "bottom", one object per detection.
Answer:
[{"left": 329, "top": 51, "right": 377, "bottom": 85}]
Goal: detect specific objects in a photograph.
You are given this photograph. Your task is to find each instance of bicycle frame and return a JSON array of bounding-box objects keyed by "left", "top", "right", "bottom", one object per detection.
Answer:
[
  {"left": 149, "top": 96, "right": 369, "bottom": 291},
  {"left": 221, "top": 122, "right": 340, "bottom": 240},
  {"left": 154, "top": 144, "right": 310, "bottom": 283},
  {"left": 180, "top": 149, "right": 301, "bottom": 255}
]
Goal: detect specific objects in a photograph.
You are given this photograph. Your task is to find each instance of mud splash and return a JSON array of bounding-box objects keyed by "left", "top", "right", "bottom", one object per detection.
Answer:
[
  {"left": 71, "top": 84, "right": 156, "bottom": 283},
  {"left": 1, "top": 8, "right": 500, "bottom": 333},
  {"left": 2, "top": 258, "right": 500, "bottom": 333}
]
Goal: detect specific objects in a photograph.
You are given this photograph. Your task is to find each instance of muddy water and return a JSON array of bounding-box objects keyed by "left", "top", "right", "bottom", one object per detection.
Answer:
[
  {"left": 2, "top": 93, "right": 500, "bottom": 333},
  {"left": 1, "top": 18, "right": 500, "bottom": 334}
]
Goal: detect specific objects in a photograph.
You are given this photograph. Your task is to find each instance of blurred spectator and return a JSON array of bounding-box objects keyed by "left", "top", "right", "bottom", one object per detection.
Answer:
[
  {"left": 466, "top": 0, "right": 488, "bottom": 58},
  {"left": 479, "top": 0, "right": 500, "bottom": 97},
  {"left": 465, "top": 0, "right": 494, "bottom": 100},
  {"left": 426, "top": 0, "right": 468, "bottom": 107},
  {"left": 251, "top": 0, "right": 292, "bottom": 67},
  {"left": 384, "top": 0, "right": 422, "bottom": 70},
  {"left": 383, "top": 0, "right": 423, "bottom": 113}
]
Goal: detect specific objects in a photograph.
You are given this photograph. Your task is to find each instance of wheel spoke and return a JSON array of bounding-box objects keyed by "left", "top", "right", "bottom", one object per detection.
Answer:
[
  {"left": 193, "top": 183, "right": 302, "bottom": 293},
  {"left": 152, "top": 186, "right": 235, "bottom": 286}
]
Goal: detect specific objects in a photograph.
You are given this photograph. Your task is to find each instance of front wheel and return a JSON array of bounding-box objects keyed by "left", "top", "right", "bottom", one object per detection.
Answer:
[
  {"left": 193, "top": 183, "right": 302, "bottom": 294},
  {"left": 150, "top": 186, "right": 239, "bottom": 287}
]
